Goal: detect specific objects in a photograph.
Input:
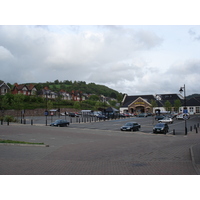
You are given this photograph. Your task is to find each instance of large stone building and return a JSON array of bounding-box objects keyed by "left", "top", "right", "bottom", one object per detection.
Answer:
[{"left": 120, "top": 93, "right": 184, "bottom": 114}]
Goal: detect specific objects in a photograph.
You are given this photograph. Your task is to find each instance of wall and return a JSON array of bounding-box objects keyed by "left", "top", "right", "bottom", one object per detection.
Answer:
[{"left": 1, "top": 108, "right": 79, "bottom": 117}]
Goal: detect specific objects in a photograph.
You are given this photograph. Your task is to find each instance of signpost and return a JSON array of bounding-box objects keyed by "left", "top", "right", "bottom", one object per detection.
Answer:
[{"left": 45, "top": 110, "right": 49, "bottom": 126}]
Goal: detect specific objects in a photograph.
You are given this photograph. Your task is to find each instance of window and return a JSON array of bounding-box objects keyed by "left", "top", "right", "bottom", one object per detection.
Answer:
[
  {"left": 196, "top": 107, "right": 200, "bottom": 113},
  {"left": 189, "top": 107, "right": 194, "bottom": 113}
]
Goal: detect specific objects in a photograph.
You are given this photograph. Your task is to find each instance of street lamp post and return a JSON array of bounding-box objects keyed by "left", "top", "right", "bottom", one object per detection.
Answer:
[
  {"left": 45, "top": 91, "right": 49, "bottom": 126},
  {"left": 179, "top": 84, "right": 187, "bottom": 135}
]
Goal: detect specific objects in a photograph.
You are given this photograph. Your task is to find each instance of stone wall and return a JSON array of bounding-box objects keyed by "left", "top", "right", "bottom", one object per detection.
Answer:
[{"left": 1, "top": 108, "right": 79, "bottom": 117}]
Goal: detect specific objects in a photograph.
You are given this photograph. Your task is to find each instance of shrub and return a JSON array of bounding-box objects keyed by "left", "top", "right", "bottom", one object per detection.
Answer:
[{"left": 3, "top": 115, "right": 17, "bottom": 122}]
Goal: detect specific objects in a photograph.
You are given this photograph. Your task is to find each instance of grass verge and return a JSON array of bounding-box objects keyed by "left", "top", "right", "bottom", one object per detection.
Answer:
[{"left": 0, "top": 139, "right": 44, "bottom": 145}]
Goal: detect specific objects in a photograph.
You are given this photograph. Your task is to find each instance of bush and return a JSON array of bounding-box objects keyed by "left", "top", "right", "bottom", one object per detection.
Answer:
[{"left": 3, "top": 115, "right": 17, "bottom": 122}]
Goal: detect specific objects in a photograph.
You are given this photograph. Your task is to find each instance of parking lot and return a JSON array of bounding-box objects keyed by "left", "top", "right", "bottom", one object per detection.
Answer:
[
  {"left": 1, "top": 114, "right": 200, "bottom": 175},
  {"left": 18, "top": 114, "right": 200, "bottom": 135}
]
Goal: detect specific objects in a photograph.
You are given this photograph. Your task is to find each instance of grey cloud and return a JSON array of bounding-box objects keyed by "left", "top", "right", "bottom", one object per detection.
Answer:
[
  {"left": 188, "top": 27, "right": 200, "bottom": 41},
  {"left": 188, "top": 28, "right": 196, "bottom": 36},
  {"left": 0, "top": 25, "right": 186, "bottom": 95}
]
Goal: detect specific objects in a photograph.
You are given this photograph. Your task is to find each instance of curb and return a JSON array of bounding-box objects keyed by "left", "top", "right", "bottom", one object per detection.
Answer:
[{"left": 190, "top": 144, "right": 200, "bottom": 175}]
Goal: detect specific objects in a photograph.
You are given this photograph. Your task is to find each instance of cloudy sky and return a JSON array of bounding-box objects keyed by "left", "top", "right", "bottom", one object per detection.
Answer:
[{"left": 1, "top": 1, "right": 200, "bottom": 96}]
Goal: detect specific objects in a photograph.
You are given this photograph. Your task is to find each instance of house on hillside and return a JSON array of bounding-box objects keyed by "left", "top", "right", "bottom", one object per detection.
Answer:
[
  {"left": 71, "top": 90, "right": 83, "bottom": 101},
  {"left": 120, "top": 93, "right": 183, "bottom": 114},
  {"left": 39, "top": 87, "right": 58, "bottom": 99},
  {"left": 0, "top": 81, "right": 10, "bottom": 95},
  {"left": 59, "top": 90, "right": 71, "bottom": 100},
  {"left": 11, "top": 83, "right": 37, "bottom": 95}
]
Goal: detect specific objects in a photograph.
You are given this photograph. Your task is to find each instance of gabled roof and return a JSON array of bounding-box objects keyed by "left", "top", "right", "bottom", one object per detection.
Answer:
[
  {"left": 12, "top": 83, "right": 36, "bottom": 91},
  {"left": 121, "top": 93, "right": 184, "bottom": 108},
  {"left": 121, "top": 95, "right": 155, "bottom": 107},
  {"left": 186, "top": 96, "right": 200, "bottom": 106},
  {"left": 156, "top": 93, "right": 182, "bottom": 101},
  {"left": 0, "top": 81, "right": 10, "bottom": 89}
]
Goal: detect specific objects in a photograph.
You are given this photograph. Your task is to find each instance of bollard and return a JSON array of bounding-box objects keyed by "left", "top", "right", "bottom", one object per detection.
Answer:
[
  {"left": 173, "top": 129, "right": 175, "bottom": 135},
  {"left": 31, "top": 119, "right": 33, "bottom": 125},
  {"left": 24, "top": 119, "right": 26, "bottom": 124},
  {"left": 190, "top": 126, "right": 192, "bottom": 132},
  {"left": 185, "top": 127, "right": 188, "bottom": 135},
  {"left": 194, "top": 124, "right": 196, "bottom": 129},
  {"left": 1, "top": 119, "right": 3, "bottom": 125},
  {"left": 196, "top": 127, "right": 198, "bottom": 134},
  {"left": 7, "top": 120, "right": 9, "bottom": 126}
]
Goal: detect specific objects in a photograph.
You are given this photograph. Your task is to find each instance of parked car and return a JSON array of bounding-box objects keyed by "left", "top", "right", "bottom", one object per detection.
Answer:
[
  {"left": 123, "top": 113, "right": 130, "bottom": 117},
  {"left": 97, "top": 115, "right": 108, "bottom": 120},
  {"left": 158, "top": 117, "right": 173, "bottom": 124},
  {"left": 137, "top": 113, "right": 147, "bottom": 117},
  {"left": 50, "top": 119, "right": 70, "bottom": 127},
  {"left": 176, "top": 113, "right": 190, "bottom": 120},
  {"left": 121, "top": 122, "right": 141, "bottom": 131},
  {"left": 155, "top": 115, "right": 165, "bottom": 120},
  {"left": 60, "top": 112, "right": 69, "bottom": 116},
  {"left": 119, "top": 113, "right": 126, "bottom": 118},
  {"left": 153, "top": 123, "right": 169, "bottom": 134},
  {"left": 69, "top": 112, "right": 79, "bottom": 117}
]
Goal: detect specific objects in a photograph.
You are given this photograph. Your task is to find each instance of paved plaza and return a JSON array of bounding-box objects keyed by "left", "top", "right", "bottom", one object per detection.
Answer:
[{"left": 0, "top": 118, "right": 200, "bottom": 175}]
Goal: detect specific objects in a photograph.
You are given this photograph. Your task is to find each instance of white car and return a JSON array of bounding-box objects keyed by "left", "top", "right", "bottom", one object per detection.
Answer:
[
  {"left": 176, "top": 113, "right": 190, "bottom": 120},
  {"left": 158, "top": 117, "right": 173, "bottom": 124}
]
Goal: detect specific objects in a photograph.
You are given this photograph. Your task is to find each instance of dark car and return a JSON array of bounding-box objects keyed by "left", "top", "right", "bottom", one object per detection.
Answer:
[
  {"left": 50, "top": 119, "right": 70, "bottom": 127},
  {"left": 155, "top": 115, "right": 165, "bottom": 120},
  {"left": 97, "top": 115, "right": 108, "bottom": 120},
  {"left": 153, "top": 123, "right": 169, "bottom": 134},
  {"left": 121, "top": 122, "right": 141, "bottom": 131},
  {"left": 137, "top": 113, "right": 147, "bottom": 117},
  {"left": 69, "top": 112, "right": 79, "bottom": 117}
]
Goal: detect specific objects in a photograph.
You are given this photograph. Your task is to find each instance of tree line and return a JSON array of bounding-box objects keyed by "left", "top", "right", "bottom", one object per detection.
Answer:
[{"left": 0, "top": 93, "right": 119, "bottom": 114}]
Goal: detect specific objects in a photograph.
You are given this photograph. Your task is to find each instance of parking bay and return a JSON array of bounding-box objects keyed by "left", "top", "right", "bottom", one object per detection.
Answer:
[{"left": 67, "top": 115, "right": 200, "bottom": 135}]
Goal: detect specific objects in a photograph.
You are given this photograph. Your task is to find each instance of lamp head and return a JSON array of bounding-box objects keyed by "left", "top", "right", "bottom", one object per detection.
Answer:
[{"left": 179, "top": 87, "right": 183, "bottom": 93}]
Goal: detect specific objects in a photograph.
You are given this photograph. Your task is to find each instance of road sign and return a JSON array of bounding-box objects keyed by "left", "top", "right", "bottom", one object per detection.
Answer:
[
  {"left": 44, "top": 111, "right": 49, "bottom": 116},
  {"left": 183, "top": 109, "right": 188, "bottom": 114},
  {"left": 183, "top": 114, "right": 189, "bottom": 120}
]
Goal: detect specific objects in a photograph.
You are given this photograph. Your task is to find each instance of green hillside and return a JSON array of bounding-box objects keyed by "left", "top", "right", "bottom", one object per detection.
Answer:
[{"left": 26, "top": 80, "right": 123, "bottom": 101}]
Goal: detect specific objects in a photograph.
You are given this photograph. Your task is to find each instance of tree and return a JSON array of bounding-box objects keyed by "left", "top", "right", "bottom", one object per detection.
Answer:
[
  {"left": 47, "top": 100, "right": 53, "bottom": 110},
  {"left": 174, "top": 99, "right": 182, "bottom": 112},
  {"left": 0, "top": 95, "right": 9, "bottom": 117},
  {"left": 11, "top": 94, "right": 25, "bottom": 110},
  {"left": 94, "top": 101, "right": 101, "bottom": 110},
  {"left": 88, "top": 95, "right": 99, "bottom": 101},
  {"left": 164, "top": 100, "right": 172, "bottom": 112},
  {"left": 74, "top": 101, "right": 81, "bottom": 110},
  {"left": 11, "top": 94, "right": 25, "bottom": 118},
  {"left": 151, "top": 99, "right": 158, "bottom": 113}
]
